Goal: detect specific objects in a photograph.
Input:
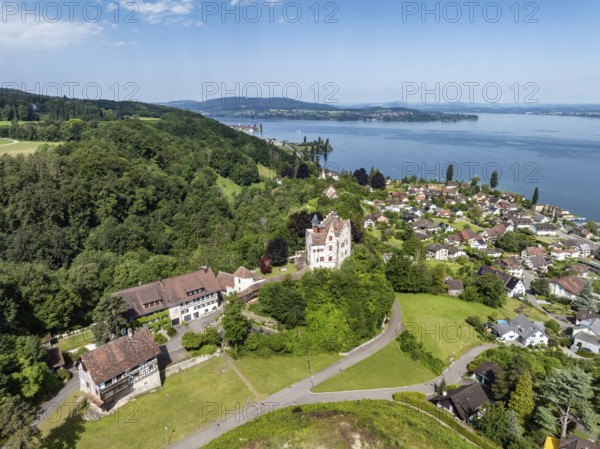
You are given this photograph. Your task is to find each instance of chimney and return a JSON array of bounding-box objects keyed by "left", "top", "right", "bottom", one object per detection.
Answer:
[
  {"left": 202, "top": 266, "right": 208, "bottom": 273},
  {"left": 442, "top": 390, "right": 447, "bottom": 396}
]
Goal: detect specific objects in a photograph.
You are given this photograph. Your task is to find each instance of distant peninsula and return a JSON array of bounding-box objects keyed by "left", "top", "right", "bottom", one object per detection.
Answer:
[{"left": 161, "top": 97, "right": 479, "bottom": 123}]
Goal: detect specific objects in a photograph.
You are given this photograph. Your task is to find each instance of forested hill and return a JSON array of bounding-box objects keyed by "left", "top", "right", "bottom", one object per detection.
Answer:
[
  {"left": 0, "top": 91, "right": 299, "bottom": 338},
  {"left": 0, "top": 88, "right": 173, "bottom": 122}
]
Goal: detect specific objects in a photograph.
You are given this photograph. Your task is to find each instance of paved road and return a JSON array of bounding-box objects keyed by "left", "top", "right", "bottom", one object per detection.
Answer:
[
  {"left": 522, "top": 269, "right": 572, "bottom": 330},
  {"left": 35, "top": 369, "right": 80, "bottom": 427},
  {"left": 170, "top": 302, "right": 493, "bottom": 449},
  {"left": 162, "top": 309, "right": 223, "bottom": 365}
]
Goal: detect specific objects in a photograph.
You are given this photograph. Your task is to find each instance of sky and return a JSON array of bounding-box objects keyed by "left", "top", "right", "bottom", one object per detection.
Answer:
[{"left": 1, "top": 0, "right": 600, "bottom": 104}]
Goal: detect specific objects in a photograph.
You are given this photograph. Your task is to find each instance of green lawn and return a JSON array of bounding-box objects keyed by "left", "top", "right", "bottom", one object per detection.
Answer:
[
  {"left": 216, "top": 176, "right": 242, "bottom": 201},
  {"left": 234, "top": 353, "right": 341, "bottom": 396},
  {"left": 0, "top": 140, "right": 61, "bottom": 155},
  {"left": 434, "top": 217, "right": 483, "bottom": 232},
  {"left": 0, "top": 120, "right": 32, "bottom": 126},
  {"left": 56, "top": 329, "right": 94, "bottom": 352},
  {"left": 44, "top": 357, "right": 256, "bottom": 449},
  {"left": 39, "top": 390, "right": 84, "bottom": 436},
  {"left": 398, "top": 293, "right": 549, "bottom": 362},
  {"left": 257, "top": 163, "right": 276, "bottom": 179},
  {"left": 314, "top": 341, "right": 435, "bottom": 392},
  {"left": 398, "top": 293, "right": 496, "bottom": 361},
  {"left": 204, "top": 400, "right": 488, "bottom": 449},
  {"left": 261, "top": 261, "right": 298, "bottom": 279}
]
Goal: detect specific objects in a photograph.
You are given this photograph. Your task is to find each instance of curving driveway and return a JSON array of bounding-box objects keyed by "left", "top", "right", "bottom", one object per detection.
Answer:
[{"left": 170, "top": 301, "right": 494, "bottom": 449}]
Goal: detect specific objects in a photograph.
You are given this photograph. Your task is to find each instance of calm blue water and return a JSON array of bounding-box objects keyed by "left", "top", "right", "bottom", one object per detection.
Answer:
[{"left": 217, "top": 114, "right": 600, "bottom": 221}]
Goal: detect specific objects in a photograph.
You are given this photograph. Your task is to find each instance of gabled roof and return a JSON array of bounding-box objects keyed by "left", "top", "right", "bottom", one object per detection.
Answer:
[
  {"left": 445, "top": 279, "right": 464, "bottom": 291},
  {"left": 47, "top": 347, "right": 65, "bottom": 370},
  {"left": 118, "top": 268, "right": 221, "bottom": 319},
  {"left": 429, "top": 383, "right": 492, "bottom": 420},
  {"left": 576, "top": 318, "right": 600, "bottom": 338},
  {"left": 550, "top": 276, "right": 586, "bottom": 296},
  {"left": 472, "top": 362, "right": 502, "bottom": 382},
  {"left": 559, "top": 435, "right": 600, "bottom": 449},
  {"left": 233, "top": 266, "right": 254, "bottom": 280},
  {"left": 216, "top": 271, "right": 234, "bottom": 291},
  {"left": 79, "top": 328, "right": 161, "bottom": 385},
  {"left": 576, "top": 309, "right": 600, "bottom": 322}
]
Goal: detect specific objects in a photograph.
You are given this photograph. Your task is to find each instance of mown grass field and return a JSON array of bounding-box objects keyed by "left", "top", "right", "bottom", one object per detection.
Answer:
[
  {"left": 261, "top": 261, "right": 298, "bottom": 279},
  {"left": 204, "top": 400, "right": 489, "bottom": 449},
  {"left": 216, "top": 176, "right": 242, "bottom": 200},
  {"left": 257, "top": 163, "right": 276, "bottom": 179},
  {"left": 314, "top": 341, "right": 435, "bottom": 392},
  {"left": 233, "top": 353, "right": 342, "bottom": 396},
  {"left": 0, "top": 139, "right": 61, "bottom": 155},
  {"left": 44, "top": 357, "right": 256, "bottom": 449},
  {"left": 56, "top": 329, "right": 94, "bottom": 352},
  {"left": 398, "top": 293, "right": 548, "bottom": 361}
]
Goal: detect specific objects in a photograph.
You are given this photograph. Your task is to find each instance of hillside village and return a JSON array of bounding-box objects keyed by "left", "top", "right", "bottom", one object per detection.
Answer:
[
  {"left": 36, "top": 165, "right": 600, "bottom": 449},
  {"left": 5, "top": 116, "right": 600, "bottom": 449}
]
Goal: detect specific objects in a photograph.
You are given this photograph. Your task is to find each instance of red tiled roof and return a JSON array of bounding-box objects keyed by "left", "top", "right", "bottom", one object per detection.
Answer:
[
  {"left": 79, "top": 328, "right": 160, "bottom": 385},
  {"left": 551, "top": 276, "right": 586, "bottom": 296}
]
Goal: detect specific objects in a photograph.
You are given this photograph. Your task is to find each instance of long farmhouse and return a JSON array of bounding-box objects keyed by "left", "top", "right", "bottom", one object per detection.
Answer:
[{"left": 117, "top": 267, "right": 222, "bottom": 326}]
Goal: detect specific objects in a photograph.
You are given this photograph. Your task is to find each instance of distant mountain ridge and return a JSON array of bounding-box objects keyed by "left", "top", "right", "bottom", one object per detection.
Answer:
[{"left": 160, "top": 97, "right": 477, "bottom": 122}]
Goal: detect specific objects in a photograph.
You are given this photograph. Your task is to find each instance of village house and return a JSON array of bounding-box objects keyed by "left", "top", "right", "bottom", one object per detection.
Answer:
[
  {"left": 534, "top": 223, "right": 557, "bottom": 236},
  {"left": 543, "top": 435, "right": 600, "bottom": 449},
  {"left": 572, "top": 318, "right": 600, "bottom": 354},
  {"left": 568, "top": 264, "right": 591, "bottom": 278},
  {"left": 470, "top": 238, "right": 488, "bottom": 250},
  {"left": 551, "top": 248, "right": 580, "bottom": 261},
  {"left": 521, "top": 246, "right": 547, "bottom": 260},
  {"left": 323, "top": 184, "right": 339, "bottom": 200},
  {"left": 493, "top": 314, "right": 549, "bottom": 346},
  {"left": 319, "top": 169, "right": 340, "bottom": 181},
  {"left": 499, "top": 257, "right": 524, "bottom": 278},
  {"left": 524, "top": 254, "right": 553, "bottom": 272},
  {"left": 477, "top": 266, "right": 526, "bottom": 298},
  {"left": 46, "top": 347, "right": 66, "bottom": 372},
  {"left": 426, "top": 244, "right": 448, "bottom": 261},
  {"left": 77, "top": 328, "right": 161, "bottom": 411},
  {"left": 575, "top": 309, "right": 600, "bottom": 325},
  {"left": 471, "top": 362, "right": 502, "bottom": 387},
  {"left": 549, "top": 276, "right": 587, "bottom": 300},
  {"left": 429, "top": 383, "right": 492, "bottom": 421},
  {"left": 305, "top": 211, "right": 352, "bottom": 269},
  {"left": 483, "top": 224, "right": 511, "bottom": 241},
  {"left": 118, "top": 267, "right": 222, "bottom": 326},
  {"left": 483, "top": 248, "right": 502, "bottom": 258},
  {"left": 445, "top": 278, "right": 464, "bottom": 296},
  {"left": 447, "top": 247, "right": 467, "bottom": 260}
]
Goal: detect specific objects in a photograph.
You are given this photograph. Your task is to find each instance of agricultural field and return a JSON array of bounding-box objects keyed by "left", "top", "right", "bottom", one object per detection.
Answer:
[{"left": 0, "top": 139, "right": 61, "bottom": 155}]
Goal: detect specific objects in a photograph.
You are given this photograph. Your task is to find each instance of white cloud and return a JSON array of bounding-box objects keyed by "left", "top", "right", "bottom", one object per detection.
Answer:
[
  {"left": 115, "top": 40, "right": 126, "bottom": 46},
  {"left": 137, "top": 0, "right": 195, "bottom": 24},
  {"left": 0, "top": 21, "right": 102, "bottom": 51}
]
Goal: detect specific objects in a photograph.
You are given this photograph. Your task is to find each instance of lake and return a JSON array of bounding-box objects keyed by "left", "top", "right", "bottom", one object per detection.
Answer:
[{"left": 217, "top": 114, "right": 600, "bottom": 221}]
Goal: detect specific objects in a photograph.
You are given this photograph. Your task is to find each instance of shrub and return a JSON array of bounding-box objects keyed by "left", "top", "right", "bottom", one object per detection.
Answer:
[
  {"left": 165, "top": 325, "right": 177, "bottom": 338},
  {"left": 56, "top": 368, "right": 72, "bottom": 382},
  {"left": 397, "top": 331, "right": 445, "bottom": 374},
  {"left": 153, "top": 333, "right": 168, "bottom": 345},
  {"left": 182, "top": 321, "right": 189, "bottom": 327},
  {"left": 182, "top": 331, "right": 203, "bottom": 350}
]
